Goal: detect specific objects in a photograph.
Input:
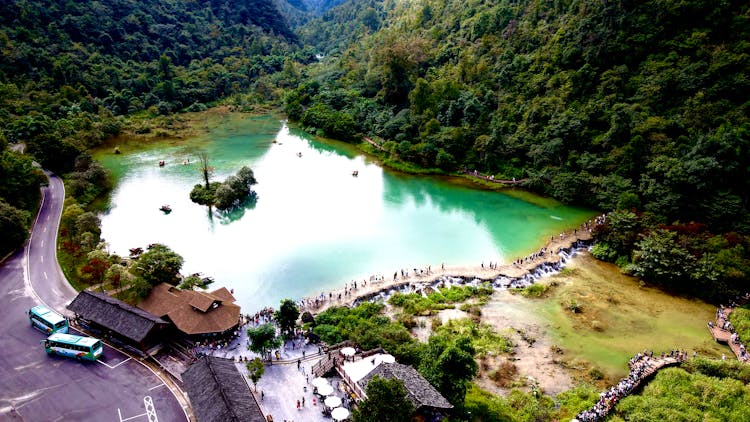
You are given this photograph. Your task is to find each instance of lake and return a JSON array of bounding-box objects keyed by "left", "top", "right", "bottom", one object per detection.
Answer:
[{"left": 95, "top": 114, "right": 595, "bottom": 312}]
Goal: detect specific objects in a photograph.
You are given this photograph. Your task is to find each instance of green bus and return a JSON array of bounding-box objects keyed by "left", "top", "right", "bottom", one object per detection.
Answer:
[
  {"left": 43, "top": 333, "right": 103, "bottom": 361},
  {"left": 29, "top": 305, "right": 69, "bottom": 334}
]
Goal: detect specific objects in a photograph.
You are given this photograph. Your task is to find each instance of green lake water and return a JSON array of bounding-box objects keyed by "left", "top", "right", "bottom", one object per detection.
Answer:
[{"left": 95, "top": 114, "right": 595, "bottom": 312}]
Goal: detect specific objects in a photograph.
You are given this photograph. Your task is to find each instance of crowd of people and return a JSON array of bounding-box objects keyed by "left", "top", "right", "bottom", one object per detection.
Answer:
[
  {"left": 574, "top": 350, "right": 687, "bottom": 422},
  {"left": 710, "top": 294, "right": 750, "bottom": 363},
  {"left": 296, "top": 214, "right": 610, "bottom": 314}
]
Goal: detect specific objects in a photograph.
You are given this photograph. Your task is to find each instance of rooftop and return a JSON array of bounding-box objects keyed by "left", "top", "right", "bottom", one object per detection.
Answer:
[
  {"left": 182, "top": 356, "right": 265, "bottom": 422},
  {"left": 358, "top": 362, "right": 453, "bottom": 410},
  {"left": 67, "top": 290, "right": 168, "bottom": 343},
  {"left": 138, "top": 283, "right": 240, "bottom": 336}
]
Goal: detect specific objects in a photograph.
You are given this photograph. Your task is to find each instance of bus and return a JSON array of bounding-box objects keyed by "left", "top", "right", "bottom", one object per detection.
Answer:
[
  {"left": 29, "top": 305, "right": 69, "bottom": 334},
  {"left": 43, "top": 333, "right": 103, "bottom": 361}
]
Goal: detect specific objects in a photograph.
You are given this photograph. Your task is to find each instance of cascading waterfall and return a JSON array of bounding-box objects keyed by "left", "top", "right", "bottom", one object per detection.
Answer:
[{"left": 352, "top": 239, "right": 592, "bottom": 307}]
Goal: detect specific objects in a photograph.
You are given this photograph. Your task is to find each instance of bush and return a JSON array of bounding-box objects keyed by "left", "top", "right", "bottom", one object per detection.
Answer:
[{"left": 518, "top": 283, "right": 548, "bottom": 298}]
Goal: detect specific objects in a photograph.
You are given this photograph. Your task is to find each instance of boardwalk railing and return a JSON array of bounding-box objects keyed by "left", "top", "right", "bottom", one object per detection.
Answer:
[{"left": 574, "top": 353, "right": 686, "bottom": 422}]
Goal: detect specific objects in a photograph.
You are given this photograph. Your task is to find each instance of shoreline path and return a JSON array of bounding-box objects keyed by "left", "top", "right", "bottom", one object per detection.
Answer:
[{"left": 300, "top": 216, "right": 604, "bottom": 315}]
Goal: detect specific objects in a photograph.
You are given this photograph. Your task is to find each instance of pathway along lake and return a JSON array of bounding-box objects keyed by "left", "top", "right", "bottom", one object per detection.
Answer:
[{"left": 95, "top": 114, "right": 595, "bottom": 312}]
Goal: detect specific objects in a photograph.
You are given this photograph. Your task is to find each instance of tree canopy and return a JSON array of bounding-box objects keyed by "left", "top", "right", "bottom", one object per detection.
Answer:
[
  {"left": 247, "top": 323, "right": 281, "bottom": 359},
  {"left": 133, "top": 243, "right": 184, "bottom": 286},
  {"left": 275, "top": 298, "right": 300, "bottom": 337},
  {"left": 352, "top": 376, "right": 415, "bottom": 422}
]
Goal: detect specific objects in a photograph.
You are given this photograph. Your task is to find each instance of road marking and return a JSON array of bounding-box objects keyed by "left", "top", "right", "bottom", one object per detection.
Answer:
[
  {"left": 144, "top": 396, "right": 158, "bottom": 422},
  {"left": 117, "top": 396, "right": 159, "bottom": 422},
  {"left": 97, "top": 359, "right": 116, "bottom": 369},
  {"left": 148, "top": 383, "right": 165, "bottom": 391},
  {"left": 120, "top": 412, "right": 147, "bottom": 422},
  {"left": 111, "top": 357, "right": 132, "bottom": 369},
  {"left": 41, "top": 239, "right": 44, "bottom": 247},
  {"left": 43, "top": 272, "right": 48, "bottom": 280},
  {"left": 40, "top": 255, "right": 43, "bottom": 263},
  {"left": 43, "top": 226, "right": 46, "bottom": 232}
]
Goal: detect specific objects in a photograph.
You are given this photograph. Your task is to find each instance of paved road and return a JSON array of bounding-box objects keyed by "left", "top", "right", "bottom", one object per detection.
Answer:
[{"left": 0, "top": 173, "right": 188, "bottom": 421}]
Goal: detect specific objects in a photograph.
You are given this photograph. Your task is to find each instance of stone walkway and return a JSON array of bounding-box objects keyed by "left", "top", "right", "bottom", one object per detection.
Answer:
[
  {"left": 197, "top": 326, "right": 351, "bottom": 422},
  {"left": 301, "top": 221, "right": 599, "bottom": 315}
]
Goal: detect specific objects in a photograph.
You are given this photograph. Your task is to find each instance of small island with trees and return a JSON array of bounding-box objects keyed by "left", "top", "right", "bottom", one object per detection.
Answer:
[{"left": 189, "top": 152, "right": 258, "bottom": 211}]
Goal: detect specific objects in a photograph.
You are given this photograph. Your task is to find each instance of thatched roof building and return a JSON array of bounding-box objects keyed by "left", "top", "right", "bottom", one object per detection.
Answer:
[
  {"left": 358, "top": 362, "right": 453, "bottom": 416},
  {"left": 67, "top": 290, "right": 168, "bottom": 349},
  {"left": 182, "top": 356, "right": 264, "bottom": 422},
  {"left": 138, "top": 283, "right": 240, "bottom": 338}
]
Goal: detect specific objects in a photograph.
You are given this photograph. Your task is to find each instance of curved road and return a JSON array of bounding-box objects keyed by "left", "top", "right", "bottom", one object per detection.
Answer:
[{"left": 0, "top": 172, "right": 188, "bottom": 421}]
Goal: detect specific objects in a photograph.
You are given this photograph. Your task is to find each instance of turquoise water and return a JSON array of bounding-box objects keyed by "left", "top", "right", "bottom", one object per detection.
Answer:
[{"left": 95, "top": 115, "right": 595, "bottom": 312}]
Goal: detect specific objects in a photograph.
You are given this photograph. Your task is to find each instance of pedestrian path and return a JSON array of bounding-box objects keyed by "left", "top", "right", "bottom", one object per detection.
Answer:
[
  {"left": 707, "top": 295, "right": 750, "bottom": 363},
  {"left": 574, "top": 351, "right": 687, "bottom": 422}
]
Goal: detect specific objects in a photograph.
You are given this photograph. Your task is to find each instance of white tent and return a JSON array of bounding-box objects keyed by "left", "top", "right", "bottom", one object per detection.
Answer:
[
  {"left": 317, "top": 384, "right": 334, "bottom": 396},
  {"left": 340, "top": 347, "right": 356, "bottom": 357},
  {"left": 312, "top": 377, "right": 329, "bottom": 388},
  {"left": 331, "top": 407, "right": 350, "bottom": 421},
  {"left": 324, "top": 395, "right": 342, "bottom": 408}
]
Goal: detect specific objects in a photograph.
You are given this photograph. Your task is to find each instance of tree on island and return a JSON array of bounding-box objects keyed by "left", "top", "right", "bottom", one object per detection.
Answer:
[
  {"left": 275, "top": 298, "right": 300, "bottom": 337},
  {"left": 352, "top": 376, "right": 415, "bottom": 422},
  {"left": 245, "top": 357, "right": 265, "bottom": 392},
  {"left": 190, "top": 160, "right": 258, "bottom": 211},
  {"left": 197, "top": 151, "right": 213, "bottom": 189},
  {"left": 247, "top": 323, "right": 281, "bottom": 361}
]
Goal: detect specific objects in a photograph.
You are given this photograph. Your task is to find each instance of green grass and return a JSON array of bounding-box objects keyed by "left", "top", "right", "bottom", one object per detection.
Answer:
[
  {"left": 527, "top": 253, "right": 728, "bottom": 378},
  {"left": 611, "top": 365, "right": 750, "bottom": 421},
  {"left": 389, "top": 284, "right": 493, "bottom": 316},
  {"left": 514, "top": 283, "right": 549, "bottom": 298}
]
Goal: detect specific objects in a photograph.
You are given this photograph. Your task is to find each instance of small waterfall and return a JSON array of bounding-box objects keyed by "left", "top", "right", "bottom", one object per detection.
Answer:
[{"left": 348, "top": 240, "right": 592, "bottom": 308}]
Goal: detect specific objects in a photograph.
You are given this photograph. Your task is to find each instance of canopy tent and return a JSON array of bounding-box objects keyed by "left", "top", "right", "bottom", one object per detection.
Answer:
[
  {"left": 317, "top": 384, "right": 334, "bottom": 396},
  {"left": 340, "top": 347, "right": 356, "bottom": 357},
  {"left": 331, "top": 407, "right": 350, "bottom": 421},
  {"left": 324, "top": 395, "right": 342, "bottom": 408},
  {"left": 312, "top": 377, "right": 329, "bottom": 388}
]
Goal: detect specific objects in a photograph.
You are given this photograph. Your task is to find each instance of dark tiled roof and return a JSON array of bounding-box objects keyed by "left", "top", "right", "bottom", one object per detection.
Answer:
[
  {"left": 189, "top": 292, "right": 217, "bottom": 312},
  {"left": 67, "top": 290, "right": 167, "bottom": 343},
  {"left": 138, "top": 283, "right": 240, "bottom": 336},
  {"left": 358, "top": 362, "right": 453, "bottom": 410},
  {"left": 182, "top": 356, "right": 265, "bottom": 422}
]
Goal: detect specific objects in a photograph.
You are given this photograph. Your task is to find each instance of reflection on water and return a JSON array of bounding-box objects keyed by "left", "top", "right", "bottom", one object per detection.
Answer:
[{"left": 95, "top": 115, "right": 595, "bottom": 312}]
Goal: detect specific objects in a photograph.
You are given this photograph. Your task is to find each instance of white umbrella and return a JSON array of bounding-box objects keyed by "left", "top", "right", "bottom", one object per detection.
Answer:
[
  {"left": 331, "top": 407, "right": 350, "bottom": 421},
  {"left": 312, "top": 377, "right": 329, "bottom": 388},
  {"left": 324, "top": 395, "right": 342, "bottom": 408},
  {"left": 317, "top": 384, "right": 334, "bottom": 396},
  {"left": 380, "top": 354, "right": 395, "bottom": 364},
  {"left": 340, "top": 347, "right": 356, "bottom": 357}
]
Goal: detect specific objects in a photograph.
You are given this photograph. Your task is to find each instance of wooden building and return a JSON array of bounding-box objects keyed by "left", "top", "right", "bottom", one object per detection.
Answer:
[
  {"left": 138, "top": 283, "right": 241, "bottom": 340},
  {"left": 182, "top": 355, "right": 265, "bottom": 422},
  {"left": 67, "top": 290, "right": 169, "bottom": 352},
  {"left": 358, "top": 362, "right": 453, "bottom": 421}
]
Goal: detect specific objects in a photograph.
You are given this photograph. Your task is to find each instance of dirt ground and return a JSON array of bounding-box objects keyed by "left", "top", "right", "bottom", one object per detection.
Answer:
[
  {"left": 406, "top": 290, "right": 574, "bottom": 396},
  {"left": 476, "top": 291, "right": 573, "bottom": 395}
]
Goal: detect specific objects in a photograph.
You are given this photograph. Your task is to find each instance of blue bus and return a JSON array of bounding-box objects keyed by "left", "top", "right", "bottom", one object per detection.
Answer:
[
  {"left": 43, "top": 333, "right": 103, "bottom": 361},
  {"left": 29, "top": 305, "right": 69, "bottom": 334}
]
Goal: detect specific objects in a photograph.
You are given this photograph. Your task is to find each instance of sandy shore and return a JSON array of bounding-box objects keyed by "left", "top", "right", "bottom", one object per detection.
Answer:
[{"left": 301, "top": 221, "right": 599, "bottom": 315}]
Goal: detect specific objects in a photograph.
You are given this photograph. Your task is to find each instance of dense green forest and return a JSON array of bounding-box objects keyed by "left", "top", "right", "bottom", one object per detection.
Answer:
[
  {"left": 0, "top": 0, "right": 304, "bottom": 256},
  {"left": 285, "top": 0, "right": 750, "bottom": 300},
  {"left": 2, "top": 0, "right": 750, "bottom": 419},
  {"left": 1, "top": 0, "right": 747, "bottom": 300}
]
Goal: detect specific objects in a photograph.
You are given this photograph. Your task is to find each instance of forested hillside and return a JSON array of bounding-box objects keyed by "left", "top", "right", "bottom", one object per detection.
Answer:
[
  {"left": 287, "top": 0, "right": 750, "bottom": 300},
  {"left": 0, "top": 0, "right": 301, "bottom": 172},
  {"left": 0, "top": 0, "right": 302, "bottom": 255}
]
